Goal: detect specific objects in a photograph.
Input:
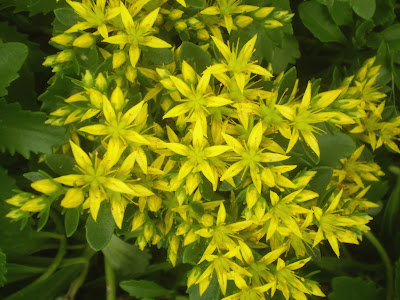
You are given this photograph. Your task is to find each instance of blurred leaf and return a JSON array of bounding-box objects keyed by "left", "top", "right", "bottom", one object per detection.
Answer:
[
  {"left": 1, "top": 0, "right": 64, "bottom": 16},
  {"left": 179, "top": 42, "right": 211, "bottom": 73},
  {"left": 299, "top": 1, "right": 347, "bottom": 44},
  {"left": 328, "top": 1, "right": 353, "bottom": 26},
  {"left": 120, "top": 280, "right": 173, "bottom": 299},
  {"left": 183, "top": 242, "right": 207, "bottom": 265},
  {"left": 146, "top": 48, "right": 174, "bottom": 65},
  {"left": 64, "top": 208, "right": 80, "bottom": 237},
  {"left": 395, "top": 257, "right": 400, "bottom": 299},
  {"left": 3, "top": 263, "right": 44, "bottom": 284},
  {"left": 0, "top": 248, "right": 6, "bottom": 287},
  {"left": 0, "top": 100, "right": 67, "bottom": 158},
  {"left": 382, "top": 24, "right": 400, "bottom": 49},
  {"left": 350, "top": 0, "right": 376, "bottom": 20},
  {"left": 85, "top": 201, "right": 115, "bottom": 251},
  {"left": 54, "top": 7, "right": 80, "bottom": 28},
  {"left": 102, "top": 235, "right": 150, "bottom": 278},
  {"left": 381, "top": 173, "right": 400, "bottom": 235},
  {"left": 186, "top": 0, "right": 205, "bottom": 8},
  {"left": 44, "top": 154, "right": 76, "bottom": 176},
  {"left": 0, "top": 42, "right": 28, "bottom": 97},
  {"left": 328, "top": 276, "right": 384, "bottom": 300},
  {"left": 5, "top": 265, "right": 81, "bottom": 300},
  {"left": 0, "top": 167, "right": 16, "bottom": 200},
  {"left": 277, "top": 67, "right": 297, "bottom": 101},
  {"left": 308, "top": 166, "right": 333, "bottom": 195}
]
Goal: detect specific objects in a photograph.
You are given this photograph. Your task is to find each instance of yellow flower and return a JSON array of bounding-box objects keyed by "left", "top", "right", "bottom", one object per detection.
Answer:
[
  {"left": 207, "top": 35, "right": 272, "bottom": 92},
  {"left": 200, "top": 0, "right": 258, "bottom": 33},
  {"left": 220, "top": 121, "right": 290, "bottom": 193},
  {"left": 103, "top": 6, "right": 171, "bottom": 67}
]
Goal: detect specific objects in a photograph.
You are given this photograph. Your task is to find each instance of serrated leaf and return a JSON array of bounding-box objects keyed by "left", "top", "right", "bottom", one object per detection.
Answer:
[
  {"left": 350, "top": 0, "right": 376, "bottom": 20},
  {"left": 299, "top": 1, "right": 347, "bottom": 44},
  {"left": 85, "top": 201, "right": 115, "bottom": 251},
  {"left": 328, "top": 276, "right": 384, "bottom": 300},
  {"left": 102, "top": 235, "right": 150, "bottom": 278},
  {"left": 120, "top": 280, "right": 172, "bottom": 298},
  {"left": 0, "top": 100, "right": 67, "bottom": 158},
  {"left": 0, "top": 42, "right": 28, "bottom": 96}
]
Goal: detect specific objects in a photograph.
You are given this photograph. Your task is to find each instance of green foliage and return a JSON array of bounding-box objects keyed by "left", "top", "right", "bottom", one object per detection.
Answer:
[
  {"left": 85, "top": 202, "right": 115, "bottom": 251},
  {"left": 328, "top": 276, "right": 384, "bottom": 300},
  {"left": 120, "top": 280, "right": 173, "bottom": 298}
]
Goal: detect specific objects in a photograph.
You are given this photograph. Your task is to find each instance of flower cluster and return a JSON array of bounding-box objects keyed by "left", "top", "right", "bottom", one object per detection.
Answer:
[{"left": 6, "top": 0, "right": 400, "bottom": 299}]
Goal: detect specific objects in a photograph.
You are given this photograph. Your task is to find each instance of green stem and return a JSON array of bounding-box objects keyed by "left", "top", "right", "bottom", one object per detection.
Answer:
[
  {"left": 35, "top": 231, "right": 64, "bottom": 240},
  {"left": 364, "top": 231, "right": 393, "bottom": 300},
  {"left": 104, "top": 256, "right": 116, "bottom": 300}
]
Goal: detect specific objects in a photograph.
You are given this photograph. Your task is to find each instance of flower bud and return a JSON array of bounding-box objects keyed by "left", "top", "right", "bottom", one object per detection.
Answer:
[
  {"left": 51, "top": 33, "right": 74, "bottom": 46},
  {"left": 153, "top": 122, "right": 164, "bottom": 137},
  {"left": 61, "top": 188, "right": 84, "bottom": 208},
  {"left": 264, "top": 19, "right": 283, "bottom": 29},
  {"left": 176, "top": 115, "right": 187, "bottom": 131},
  {"left": 143, "top": 222, "right": 154, "bottom": 241},
  {"left": 6, "top": 209, "right": 29, "bottom": 219},
  {"left": 246, "top": 185, "right": 259, "bottom": 209},
  {"left": 82, "top": 70, "right": 94, "bottom": 87},
  {"left": 95, "top": 73, "right": 107, "bottom": 91},
  {"left": 185, "top": 173, "right": 200, "bottom": 195},
  {"left": 253, "top": 7, "right": 274, "bottom": 18},
  {"left": 55, "top": 50, "right": 73, "bottom": 63},
  {"left": 20, "top": 197, "right": 46, "bottom": 212},
  {"left": 273, "top": 10, "right": 289, "bottom": 19},
  {"left": 201, "top": 214, "right": 214, "bottom": 227},
  {"left": 131, "top": 211, "right": 145, "bottom": 231},
  {"left": 169, "top": 9, "right": 184, "bottom": 21},
  {"left": 169, "top": 235, "right": 180, "bottom": 254},
  {"left": 155, "top": 14, "right": 164, "bottom": 26},
  {"left": 112, "top": 50, "right": 126, "bottom": 69},
  {"left": 6, "top": 193, "right": 32, "bottom": 207},
  {"left": 73, "top": 33, "right": 95, "bottom": 48},
  {"left": 31, "top": 179, "right": 59, "bottom": 195},
  {"left": 43, "top": 55, "right": 56, "bottom": 66},
  {"left": 235, "top": 15, "right": 253, "bottom": 28},
  {"left": 125, "top": 66, "right": 137, "bottom": 83},
  {"left": 175, "top": 21, "right": 187, "bottom": 32},
  {"left": 187, "top": 267, "right": 202, "bottom": 287},
  {"left": 137, "top": 234, "right": 147, "bottom": 250},
  {"left": 148, "top": 195, "right": 162, "bottom": 212},
  {"left": 161, "top": 96, "right": 173, "bottom": 111},
  {"left": 197, "top": 29, "right": 210, "bottom": 41},
  {"left": 176, "top": 222, "right": 191, "bottom": 235},
  {"left": 110, "top": 86, "right": 124, "bottom": 111}
]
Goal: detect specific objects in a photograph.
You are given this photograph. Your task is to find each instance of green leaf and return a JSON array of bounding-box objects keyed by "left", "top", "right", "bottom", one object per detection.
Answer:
[
  {"left": 102, "top": 235, "right": 150, "bottom": 278},
  {"left": 350, "top": 0, "right": 376, "bottom": 20},
  {"left": 395, "top": 257, "right": 400, "bottom": 299},
  {"left": 64, "top": 208, "right": 80, "bottom": 237},
  {"left": 0, "top": 100, "right": 67, "bottom": 158},
  {"left": 308, "top": 166, "right": 333, "bottom": 196},
  {"left": 183, "top": 242, "right": 207, "bottom": 265},
  {"left": 1, "top": 0, "right": 64, "bottom": 16},
  {"left": 271, "top": 35, "right": 300, "bottom": 74},
  {"left": 5, "top": 265, "right": 81, "bottom": 300},
  {"left": 317, "top": 123, "right": 356, "bottom": 167},
  {"left": 328, "top": 276, "right": 384, "bottom": 300},
  {"left": 3, "top": 263, "right": 44, "bottom": 284},
  {"left": 146, "top": 48, "right": 174, "bottom": 65},
  {"left": 85, "top": 201, "right": 115, "bottom": 251},
  {"left": 0, "top": 167, "right": 16, "bottom": 200},
  {"left": 381, "top": 174, "right": 400, "bottom": 235},
  {"left": 54, "top": 8, "right": 81, "bottom": 28},
  {"left": 328, "top": 1, "right": 353, "bottom": 26},
  {"left": 44, "top": 154, "right": 76, "bottom": 176},
  {"left": 278, "top": 66, "right": 297, "bottom": 102},
  {"left": 186, "top": 0, "right": 205, "bottom": 8},
  {"left": 0, "top": 248, "right": 6, "bottom": 287},
  {"left": 179, "top": 42, "right": 211, "bottom": 73},
  {"left": 299, "top": 1, "right": 347, "bottom": 44},
  {"left": 382, "top": 24, "right": 400, "bottom": 49},
  {"left": 0, "top": 42, "right": 28, "bottom": 97},
  {"left": 120, "top": 280, "right": 173, "bottom": 299},
  {"left": 188, "top": 273, "right": 220, "bottom": 300}
]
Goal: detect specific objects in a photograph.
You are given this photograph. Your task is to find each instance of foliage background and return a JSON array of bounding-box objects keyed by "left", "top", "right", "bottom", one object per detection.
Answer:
[{"left": 0, "top": 0, "right": 399, "bottom": 299}]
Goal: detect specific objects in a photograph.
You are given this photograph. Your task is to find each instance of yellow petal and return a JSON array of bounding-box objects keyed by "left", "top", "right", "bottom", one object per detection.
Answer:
[
  {"left": 220, "top": 161, "right": 245, "bottom": 181},
  {"left": 54, "top": 174, "right": 86, "bottom": 186},
  {"left": 222, "top": 133, "right": 245, "bottom": 155},
  {"left": 302, "top": 131, "right": 320, "bottom": 157},
  {"left": 200, "top": 6, "right": 220, "bottom": 15},
  {"left": 192, "top": 120, "right": 203, "bottom": 149},
  {"left": 139, "top": 8, "right": 160, "bottom": 33},
  {"left": 129, "top": 45, "right": 141, "bottom": 67},
  {"left": 69, "top": 140, "right": 92, "bottom": 171},
  {"left": 120, "top": 2, "right": 134, "bottom": 29},
  {"left": 61, "top": 188, "right": 85, "bottom": 208},
  {"left": 170, "top": 76, "right": 192, "bottom": 98},
  {"left": 248, "top": 121, "right": 263, "bottom": 150},
  {"left": 177, "top": 160, "right": 194, "bottom": 181},
  {"left": 300, "top": 81, "right": 312, "bottom": 110},
  {"left": 79, "top": 124, "right": 109, "bottom": 135},
  {"left": 205, "top": 96, "right": 232, "bottom": 107},
  {"left": 211, "top": 36, "right": 231, "bottom": 61},
  {"left": 204, "top": 145, "right": 230, "bottom": 157},
  {"left": 141, "top": 36, "right": 171, "bottom": 48},
  {"left": 103, "top": 177, "right": 135, "bottom": 194},
  {"left": 163, "top": 103, "right": 191, "bottom": 119},
  {"left": 166, "top": 143, "right": 190, "bottom": 155}
]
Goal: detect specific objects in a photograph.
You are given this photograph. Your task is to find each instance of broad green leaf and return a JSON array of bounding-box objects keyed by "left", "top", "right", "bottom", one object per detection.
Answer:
[
  {"left": 179, "top": 42, "right": 211, "bottom": 73},
  {"left": 44, "top": 154, "right": 76, "bottom": 175},
  {"left": 373, "top": 0, "right": 395, "bottom": 26},
  {"left": 0, "top": 100, "right": 67, "bottom": 158},
  {"left": 0, "top": 248, "right": 6, "bottom": 287},
  {"left": 186, "top": 0, "right": 205, "bottom": 8},
  {"left": 317, "top": 123, "right": 356, "bottom": 167},
  {"left": 102, "top": 235, "right": 150, "bottom": 278},
  {"left": 0, "top": 42, "right": 28, "bottom": 97},
  {"left": 5, "top": 265, "right": 81, "bottom": 300},
  {"left": 328, "top": 1, "right": 353, "bottom": 26},
  {"left": 350, "top": 0, "right": 376, "bottom": 20},
  {"left": 85, "top": 201, "right": 115, "bottom": 251},
  {"left": 0, "top": 167, "right": 16, "bottom": 200},
  {"left": 299, "top": 1, "right": 346, "bottom": 44},
  {"left": 183, "top": 242, "right": 208, "bottom": 265},
  {"left": 271, "top": 35, "right": 300, "bottom": 74},
  {"left": 308, "top": 166, "right": 333, "bottom": 196},
  {"left": 54, "top": 8, "right": 81, "bottom": 28},
  {"left": 316, "top": 0, "right": 334, "bottom": 5},
  {"left": 146, "top": 48, "right": 174, "bottom": 65},
  {"left": 64, "top": 208, "right": 80, "bottom": 237},
  {"left": 277, "top": 66, "right": 297, "bottom": 102},
  {"left": 120, "top": 280, "right": 173, "bottom": 298},
  {"left": 188, "top": 274, "right": 220, "bottom": 300},
  {"left": 328, "top": 276, "right": 384, "bottom": 300}
]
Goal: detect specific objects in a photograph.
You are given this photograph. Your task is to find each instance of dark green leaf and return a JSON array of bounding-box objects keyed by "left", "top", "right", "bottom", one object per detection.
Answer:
[
  {"left": 0, "top": 100, "right": 67, "bottom": 158},
  {"left": 328, "top": 276, "right": 384, "bottom": 300},
  {"left": 44, "top": 154, "right": 76, "bottom": 175},
  {"left": 351, "top": 0, "right": 376, "bottom": 20},
  {"left": 120, "top": 280, "right": 172, "bottom": 298},
  {"left": 179, "top": 42, "right": 211, "bottom": 73},
  {"left": 64, "top": 208, "right": 80, "bottom": 237},
  {"left": 37, "top": 207, "right": 50, "bottom": 232},
  {"left": 381, "top": 174, "right": 400, "bottom": 235},
  {"left": 0, "top": 248, "right": 6, "bottom": 287},
  {"left": 395, "top": 257, "right": 400, "bottom": 299},
  {"left": 382, "top": 24, "right": 400, "bottom": 49},
  {"left": 85, "top": 201, "right": 115, "bottom": 251},
  {"left": 271, "top": 35, "right": 300, "bottom": 74},
  {"left": 186, "top": 0, "right": 205, "bottom": 8},
  {"left": 0, "top": 167, "right": 16, "bottom": 200},
  {"left": 146, "top": 48, "right": 174, "bottom": 65},
  {"left": 54, "top": 8, "right": 81, "bottom": 28},
  {"left": 0, "top": 42, "right": 28, "bottom": 97},
  {"left": 190, "top": 202, "right": 205, "bottom": 217},
  {"left": 299, "top": 1, "right": 347, "bottom": 44},
  {"left": 308, "top": 166, "right": 333, "bottom": 195},
  {"left": 183, "top": 242, "right": 207, "bottom": 265},
  {"left": 102, "top": 235, "right": 150, "bottom": 278},
  {"left": 317, "top": 124, "right": 356, "bottom": 167},
  {"left": 3, "top": 263, "right": 44, "bottom": 284},
  {"left": 278, "top": 67, "right": 297, "bottom": 102}
]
